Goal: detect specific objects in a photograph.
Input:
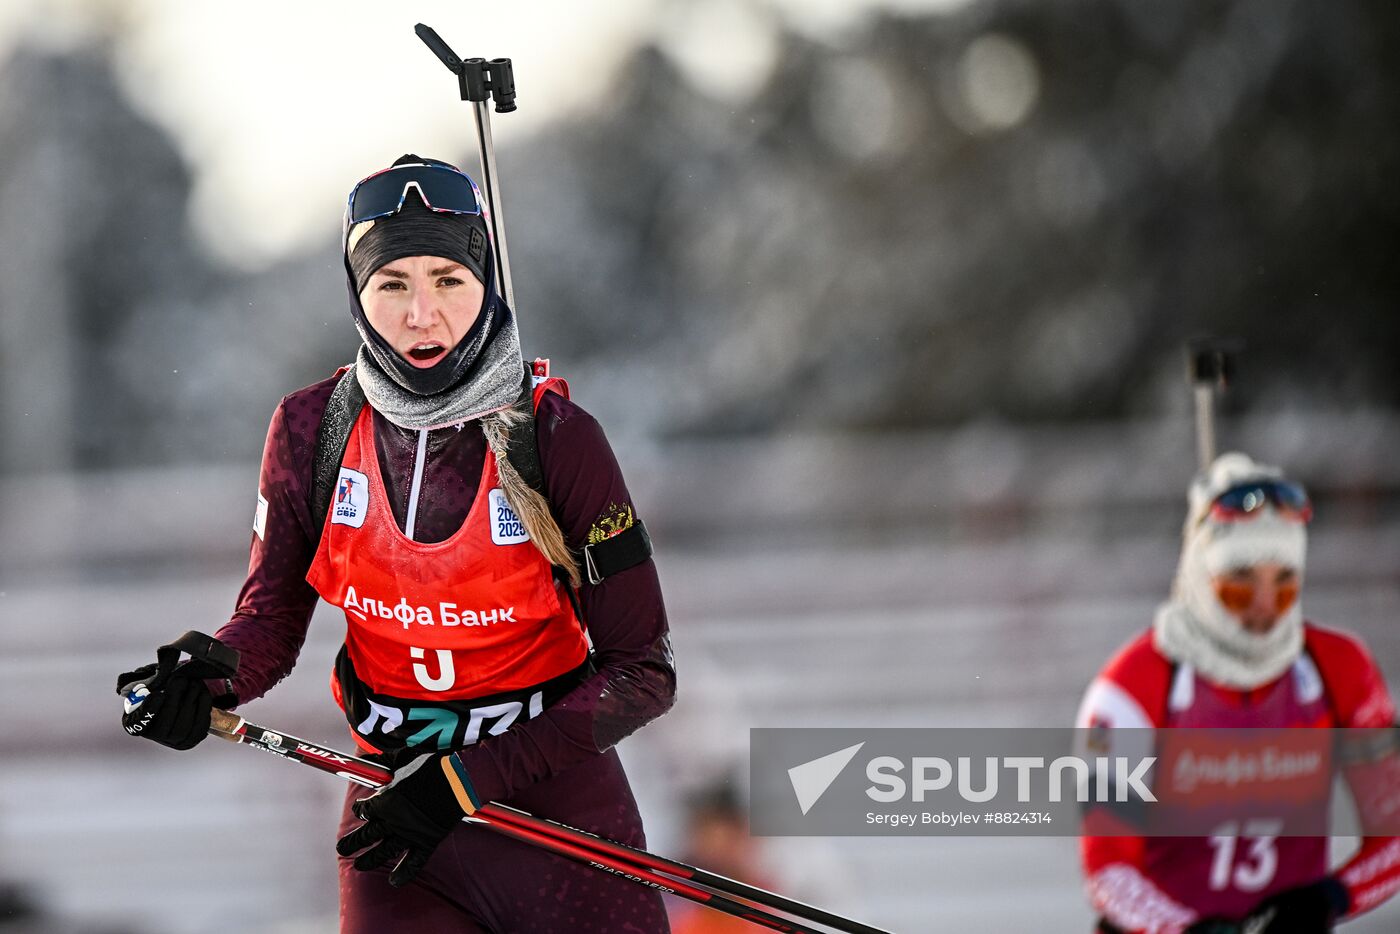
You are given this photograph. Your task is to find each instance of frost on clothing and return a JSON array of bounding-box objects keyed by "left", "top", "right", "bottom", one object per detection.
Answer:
[
  {"left": 215, "top": 373, "right": 676, "bottom": 806},
  {"left": 1076, "top": 625, "right": 1400, "bottom": 933}
]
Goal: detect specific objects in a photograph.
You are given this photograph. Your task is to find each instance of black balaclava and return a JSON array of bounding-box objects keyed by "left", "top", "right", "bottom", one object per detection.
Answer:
[{"left": 344, "top": 154, "right": 507, "bottom": 397}]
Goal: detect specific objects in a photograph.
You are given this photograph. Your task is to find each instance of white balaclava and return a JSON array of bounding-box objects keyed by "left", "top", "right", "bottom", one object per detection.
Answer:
[{"left": 1152, "top": 452, "right": 1308, "bottom": 689}]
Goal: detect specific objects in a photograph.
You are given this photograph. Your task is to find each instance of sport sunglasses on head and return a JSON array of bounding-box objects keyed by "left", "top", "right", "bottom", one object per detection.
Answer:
[
  {"left": 346, "top": 163, "right": 484, "bottom": 228},
  {"left": 1208, "top": 480, "right": 1313, "bottom": 523}
]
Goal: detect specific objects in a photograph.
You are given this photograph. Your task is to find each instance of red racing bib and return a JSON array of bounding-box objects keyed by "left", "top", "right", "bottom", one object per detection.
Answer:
[
  {"left": 306, "top": 393, "right": 588, "bottom": 752},
  {"left": 1144, "top": 662, "right": 1334, "bottom": 919}
]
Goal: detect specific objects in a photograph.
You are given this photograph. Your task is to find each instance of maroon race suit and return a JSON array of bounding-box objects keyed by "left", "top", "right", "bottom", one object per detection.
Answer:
[{"left": 213, "top": 371, "right": 676, "bottom": 933}]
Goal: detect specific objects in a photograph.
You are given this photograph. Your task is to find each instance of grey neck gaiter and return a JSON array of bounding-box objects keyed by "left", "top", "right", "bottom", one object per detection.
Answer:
[{"left": 354, "top": 308, "right": 524, "bottom": 430}]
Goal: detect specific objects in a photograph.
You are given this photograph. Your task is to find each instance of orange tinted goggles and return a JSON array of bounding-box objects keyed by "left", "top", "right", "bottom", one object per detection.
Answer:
[{"left": 1214, "top": 579, "right": 1300, "bottom": 615}]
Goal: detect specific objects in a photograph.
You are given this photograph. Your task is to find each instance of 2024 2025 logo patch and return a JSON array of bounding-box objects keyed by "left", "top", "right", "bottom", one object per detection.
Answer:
[{"left": 488, "top": 489, "right": 530, "bottom": 545}]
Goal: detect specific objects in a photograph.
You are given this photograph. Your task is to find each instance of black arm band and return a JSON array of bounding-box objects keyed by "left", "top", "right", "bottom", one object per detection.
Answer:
[{"left": 582, "top": 521, "right": 653, "bottom": 585}]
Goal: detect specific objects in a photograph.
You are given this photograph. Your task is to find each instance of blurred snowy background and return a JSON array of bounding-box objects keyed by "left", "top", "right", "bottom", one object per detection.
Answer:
[{"left": 2, "top": 0, "right": 1398, "bottom": 931}]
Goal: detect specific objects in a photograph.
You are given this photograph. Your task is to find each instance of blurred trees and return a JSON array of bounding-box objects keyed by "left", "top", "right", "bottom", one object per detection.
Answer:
[
  {"left": 513, "top": 0, "right": 1400, "bottom": 434},
  {"left": 3, "top": 0, "right": 1399, "bottom": 471}
]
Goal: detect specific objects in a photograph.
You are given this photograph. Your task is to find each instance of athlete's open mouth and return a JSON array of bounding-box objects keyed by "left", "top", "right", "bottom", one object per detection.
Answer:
[{"left": 407, "top": 343, "right": 446, "bottom": 365}]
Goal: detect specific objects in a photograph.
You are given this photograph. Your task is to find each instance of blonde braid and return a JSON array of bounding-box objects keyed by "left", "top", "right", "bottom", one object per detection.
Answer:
[{"left": 480, "top": 404, "right": 582, "bottom": 589}]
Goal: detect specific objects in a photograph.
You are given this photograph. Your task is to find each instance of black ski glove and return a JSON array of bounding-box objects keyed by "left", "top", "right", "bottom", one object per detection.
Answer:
[
  {"left": 116, "top": 631, "right": 239, "bottom": 751},
  {"left": 335, "top": 752, "right": 482, "bottom": 887},
  {"left": 1186, "top": 877, "right": 1349, "bottom": 934},
  {"left": 1243, "top": 878, "right": 1349, "bottom": 933},
  {"left": 118, "top": 661, "right": 213, "bottom": 750},
  {"left": 1184, "top": 921, "right": 1243, "bottom": 934}
]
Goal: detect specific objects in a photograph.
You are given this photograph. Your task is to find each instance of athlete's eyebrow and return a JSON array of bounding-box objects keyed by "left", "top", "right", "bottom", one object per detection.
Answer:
[{"left": 372, "top": 263, "right": 464, "bottom": 280}]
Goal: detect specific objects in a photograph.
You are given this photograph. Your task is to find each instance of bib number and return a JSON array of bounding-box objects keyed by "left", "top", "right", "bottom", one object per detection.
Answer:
[{"left": 1206, "top": 819, "right": 1282, "bottom": 892}]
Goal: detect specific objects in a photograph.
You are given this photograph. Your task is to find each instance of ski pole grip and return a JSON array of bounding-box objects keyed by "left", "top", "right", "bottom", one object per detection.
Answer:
[
  {"left": 415, "top": 23, "right": 461, "bottom": 71},
  {"left": 209, "top": 709, "right": 244, "bottom": 737}
]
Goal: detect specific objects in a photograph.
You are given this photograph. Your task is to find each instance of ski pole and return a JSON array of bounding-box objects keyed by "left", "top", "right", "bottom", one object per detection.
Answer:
[
  {"left": 415, "top": 23, "right": 518, "bottom": 313},
  {"left": 118, "top": 633, "right": 890, "bottom": 933},
  {"left": 205, "top": 710, "right": 886, "bottom": 934},
  {"left": 454, "top": 801, "right": 824, "bottom": 934},
  {"left": 481, "top": 802, "right": 894, "bottom": 934}
]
